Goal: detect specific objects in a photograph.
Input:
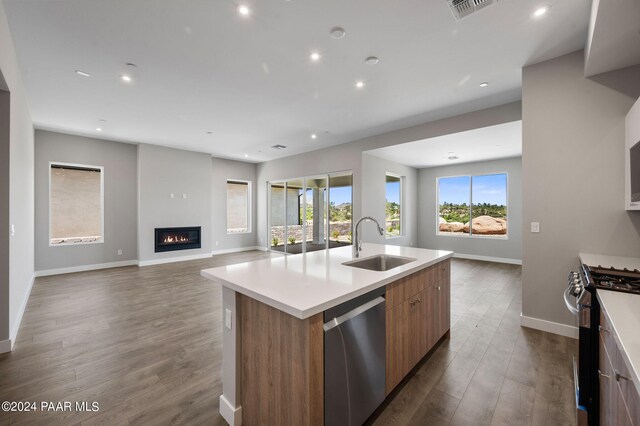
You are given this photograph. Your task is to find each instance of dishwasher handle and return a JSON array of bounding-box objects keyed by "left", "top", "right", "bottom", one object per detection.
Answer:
[{"left": 323, "top": 296, "right": 385, "bottom": 332}]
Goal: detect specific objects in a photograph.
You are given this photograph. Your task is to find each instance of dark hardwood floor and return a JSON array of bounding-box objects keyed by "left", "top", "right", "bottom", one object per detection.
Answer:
[
  {"left": 373, "top": 259, "right": 577, "bottom": 426},
  {"left": 0, "top": 254, "right": 577, "bottom": 425}
]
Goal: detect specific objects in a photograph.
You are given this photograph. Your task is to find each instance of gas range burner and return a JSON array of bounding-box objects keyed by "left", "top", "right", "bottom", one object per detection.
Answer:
[{"left": 585, "top": 265, "right": 640, "bottom": 294}]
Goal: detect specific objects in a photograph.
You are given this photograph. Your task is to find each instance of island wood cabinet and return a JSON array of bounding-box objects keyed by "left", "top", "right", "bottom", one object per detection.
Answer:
[
  {"left": 236, "top": 257, "right": 451, "bottom": 425},
  {"left": 385, "top": 259, "right": 450, "bottom": 395},
  {"left": 599, "top": 304, "right": 640, "bottom": 425}
]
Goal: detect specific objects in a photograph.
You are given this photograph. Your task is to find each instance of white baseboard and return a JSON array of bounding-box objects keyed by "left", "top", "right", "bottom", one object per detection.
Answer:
[
  {"left": 0, "top": 339, "right": 11, "bottom": 354},
  {"left": 520, "top": 314, "right": 579, "bottom": 339},
  {"left": 219, "top": 395, "right": 242, "bottom": 426},
  {"left": 211, "top": 246, "right": 260, "bottom": 256},
  {"left": 255, "top": 246, "right": 269, "bottom": 252},
  {"left": 35, "top": 260, "right": 139, "bottom": 277},
  {"left": 453, "top": 253, "right": 522, "bottom": 265},
  {"left": 10, "top": 273, "right": 35, "bottom": 346},
  {"left": 138, "top": 253, "right": 211, "bottom": 267}
]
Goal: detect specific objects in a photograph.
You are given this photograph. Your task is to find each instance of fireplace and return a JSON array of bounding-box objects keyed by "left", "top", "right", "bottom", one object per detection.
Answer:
[{"left": 155, "top": 226, "right": 201, "bottom": 253}]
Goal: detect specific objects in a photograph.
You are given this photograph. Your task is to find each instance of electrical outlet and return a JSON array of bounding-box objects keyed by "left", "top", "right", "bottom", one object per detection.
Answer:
[
  {"left": 225, "top": 308, "right": 232, "bottom": 330},
  {"left": 531, "top": 222, "right": 540, "bottom": 233},
  {"left": 117, "top": 249, "right": 123, "bottom": 255}
]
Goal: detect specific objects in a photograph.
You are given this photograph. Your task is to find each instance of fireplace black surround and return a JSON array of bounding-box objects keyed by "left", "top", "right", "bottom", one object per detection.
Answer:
[{"left": 155, "top": 226, "right": 201, "bottom": 253}]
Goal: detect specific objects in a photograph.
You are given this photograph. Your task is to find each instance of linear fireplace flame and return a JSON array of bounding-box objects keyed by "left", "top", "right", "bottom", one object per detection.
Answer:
[
  {"left": 155, "top": 226, "right": 201, "bottom": 253},
  {"left": 163, "top": 235, "right": 189, "bottom": 244}
]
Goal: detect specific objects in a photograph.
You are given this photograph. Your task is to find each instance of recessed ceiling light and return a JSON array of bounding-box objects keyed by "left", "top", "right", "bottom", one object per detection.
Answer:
[
  {"left": 120, "top": 74, "right": 132, "bottom": 83},
  {"left": 447, "top": 152, "right": 458, "bottom": 160},
  {"left": 310, "top": 52, "right": 321, "bottom": 62},
  {"left": 330, "top": 27, "right": 346, "bottom": 39},
  {"left": 311, "top": 133, "right": 317, "bottom": 139},
  {"left": 532, "top": 5, "right": 549, "bottom": 18},
  {"left": 365, "top": 56, "right": 379, "bottom": 66},
  {"left": 244, "top": 154, "right": 249, "bottom": 158},
  {"left": 479, "top": 82, "right": 489, "bottom": 87},
  {"left": 75, "top": 70, "right": 90, "bottom": 77},
  {"left": 96, "top": 127, "right": 102, "bottom": 132},
  {"left": 355, "top": 81, "right": 365, "bottom": 89},
  {"left": 238, "top": 5, "right": 250, "bottom": 16}
]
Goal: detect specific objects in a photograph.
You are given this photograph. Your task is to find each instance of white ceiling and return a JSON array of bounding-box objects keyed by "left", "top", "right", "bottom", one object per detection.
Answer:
[
  {"left": 3, "top": 0, "right": 590, "bottom": 162},
  {"left": 366, "top": 120, "right": 521, "bottom": 169}
]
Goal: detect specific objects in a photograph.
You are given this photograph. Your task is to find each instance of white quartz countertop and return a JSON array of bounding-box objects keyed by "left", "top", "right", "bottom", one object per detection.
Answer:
[
  {"left": 201, "top": 243, "right": 453, "bottom": 319},
  {"left": 579, "top": 253, "right": 640, "bottom": 271},
  {"left": 597, "top": 290, "right": 640, "bottom": 396}
]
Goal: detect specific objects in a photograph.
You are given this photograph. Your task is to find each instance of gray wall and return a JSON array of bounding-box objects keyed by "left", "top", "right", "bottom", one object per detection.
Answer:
[
  {"left": 361, "top": 153, "right": 418, "bottom": 247},
  {"left": 34, "top": 130, "right": 138, "bottom": 271},
  {"left": 256, "top": 102, "right": 522, "bottom": 249},
  {"left": 0, "top": 1, "right": 34, "bottom": 346},
  {"left": 0, "top": 88, "right": 9, "bottom": 343},
  {"left": 211, "top": 157, "right": 257, "bottom": 251},
  {"left": 138, "top": 144, "right": 212, "bottom": 261},
  {"left": 522, "top": 50, "right": 640, "bottom": 327},
  {"left": 417, "top": 157, "right": 523, "bottom": 261}
]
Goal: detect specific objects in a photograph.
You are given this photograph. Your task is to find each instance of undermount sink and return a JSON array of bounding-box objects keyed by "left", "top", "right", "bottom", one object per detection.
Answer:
[{"left": 343, "top": 254, "right": 417, "bottom": 272}]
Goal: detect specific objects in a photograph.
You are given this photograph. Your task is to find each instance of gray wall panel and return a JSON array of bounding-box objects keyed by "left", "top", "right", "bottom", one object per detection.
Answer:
[
  {"left": 34, "top": 130, "right": 138, "bottom": 270},
  {"left": 417, "top": 157, "right": 522, "bottom": 261}
]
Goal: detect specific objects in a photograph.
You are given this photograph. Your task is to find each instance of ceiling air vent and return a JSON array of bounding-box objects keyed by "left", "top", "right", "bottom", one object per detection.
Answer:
[
  {"left": 448, "top": 0, "right": 498, "bottom": 21},
  {"left": 271, "top": 144, "right": 287, "bottom": 150}
]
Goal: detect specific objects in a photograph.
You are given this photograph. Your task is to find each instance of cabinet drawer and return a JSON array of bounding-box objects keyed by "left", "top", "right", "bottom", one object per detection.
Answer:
[
  {"left": 386, "top": 266, "right": 429, "bottom": 310},
  {"left": 386, "top": 260, "right": 450, "bottom": 310},
  {"left": 612, "top": 340, "right": 640, "bottom": 424},
  {"left": 600, "top": 305, "right": 640, "bottom": 425},
  {"left": 600, "top": 310, "right": 616, "bottom": 363}
]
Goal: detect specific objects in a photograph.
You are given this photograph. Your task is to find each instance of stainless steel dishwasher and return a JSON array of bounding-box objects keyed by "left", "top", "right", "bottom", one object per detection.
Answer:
[{"left": 324, "top": 287, "right": 386, "bottom": 426}]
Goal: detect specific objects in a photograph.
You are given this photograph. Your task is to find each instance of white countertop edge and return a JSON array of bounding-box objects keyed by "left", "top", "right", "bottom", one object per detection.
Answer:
[
  {"left": 596, "top": 290, "right": 640, "bottom": 397},
  {"left": 201, "top": 251, "right": 453, "bottom": 320}
]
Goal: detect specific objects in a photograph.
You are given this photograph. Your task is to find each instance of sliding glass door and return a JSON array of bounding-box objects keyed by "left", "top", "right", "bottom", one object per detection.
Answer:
[{"left": 268, "top": 171, "right": 352, "bottom": 254}]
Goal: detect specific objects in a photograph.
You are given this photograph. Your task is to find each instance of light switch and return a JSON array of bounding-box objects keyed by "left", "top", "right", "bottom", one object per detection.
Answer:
[
  {"left": 531, "top": 222, "right": 540, "bottom": 233},
  {"left": 170, "top": 193, "right": 175, "bottom": 199},
  {"left": 225, "top": 308, "right": 232, "bottom": 330}
]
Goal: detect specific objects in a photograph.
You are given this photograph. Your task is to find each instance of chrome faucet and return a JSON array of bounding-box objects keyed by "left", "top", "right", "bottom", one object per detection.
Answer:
[{"left": 353, "top": 216, "right": 385, "bottom": 257}]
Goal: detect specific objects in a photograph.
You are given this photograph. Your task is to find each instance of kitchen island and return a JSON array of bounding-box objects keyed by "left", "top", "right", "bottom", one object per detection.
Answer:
[{"left": 201, "top": 243, "right": 453, "bottom": 426}]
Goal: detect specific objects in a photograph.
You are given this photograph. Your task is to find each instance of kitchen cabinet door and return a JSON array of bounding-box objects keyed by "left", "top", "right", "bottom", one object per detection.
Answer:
[
  {"left": 424, "top": 283, "right": 438, "bottom": 350},
  {"left": 386, "top": 299, "right": 410, "bottom": 395},
  {"left": 600, "top": 334, "right": 614, "bottom": 426},
  {"left": 437, "top": 260, "right": 451, "bottom": 339},
  {"left": 407, "top": 291, "right": 425, "bottom": 368}
]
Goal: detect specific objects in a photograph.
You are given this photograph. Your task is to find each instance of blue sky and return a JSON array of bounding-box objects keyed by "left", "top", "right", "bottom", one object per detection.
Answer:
[
  {"left": 386, "top": 181, "right": 400, "bottom": 204},
  {"left": 439, "top": 174, "right": 506, "bottom": 205},
  {"left": 329, "top": 186, "right": 352, "bottom": 205}
]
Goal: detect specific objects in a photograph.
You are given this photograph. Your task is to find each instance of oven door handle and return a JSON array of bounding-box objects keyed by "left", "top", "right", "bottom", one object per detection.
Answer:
[{"left": 564, "top": 286, "right": 579, "bottom": 315}]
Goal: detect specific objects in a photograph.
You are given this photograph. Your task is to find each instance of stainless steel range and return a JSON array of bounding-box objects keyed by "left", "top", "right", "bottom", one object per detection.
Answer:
[{"left": 565, "top": 258, "right": 640, "bottom": 426}]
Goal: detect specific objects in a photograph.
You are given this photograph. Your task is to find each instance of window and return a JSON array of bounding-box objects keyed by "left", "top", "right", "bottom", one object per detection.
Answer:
[
  {"left": 437, "top": 173, "right": 507, "bottom": 238},
  {"left": 268, "top": 171, "right": 352, "bottom": 254},
  {"left": 227, "top": 180, "right": 251, "bottom": 233},
  {"left": 385, "top": 173, "right": 402, "bottom": 237},
  {"left": 49, "top": 162, "right": 104, "bottom": 245}
]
